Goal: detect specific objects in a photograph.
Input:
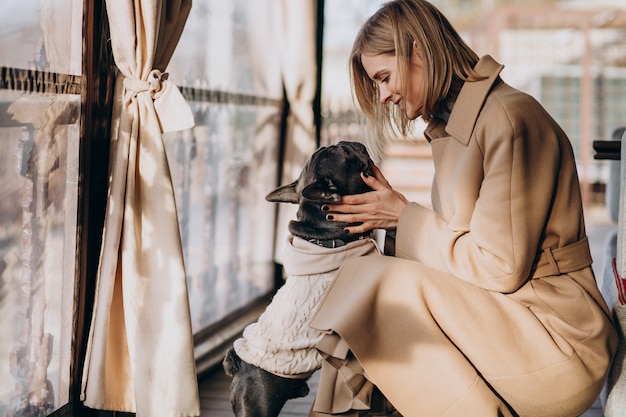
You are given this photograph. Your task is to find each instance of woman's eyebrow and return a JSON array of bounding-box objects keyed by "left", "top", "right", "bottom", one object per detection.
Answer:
[{"left": 371, "top": 70, "right": 386, "bottom": 81}]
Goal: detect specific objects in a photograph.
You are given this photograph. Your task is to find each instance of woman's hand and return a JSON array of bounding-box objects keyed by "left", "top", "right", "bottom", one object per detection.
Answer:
[{"left": 322, "top": 165, "right": 409, "bottom": 234}]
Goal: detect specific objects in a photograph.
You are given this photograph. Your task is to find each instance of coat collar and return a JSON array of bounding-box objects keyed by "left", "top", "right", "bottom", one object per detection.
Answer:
[{"left": 425, "top": 55, "right": 504, "bottom": 146}]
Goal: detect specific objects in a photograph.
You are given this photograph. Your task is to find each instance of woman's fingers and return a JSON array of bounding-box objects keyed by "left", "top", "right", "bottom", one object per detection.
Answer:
[
  {"left": 335, "top": 192, "right": 376, "bottom": 207},
  {"left": 360, "top": 165, "right": 391, "bottom": 191},
  {"left": 371, "top": 164, "right": 392, "bottom": 188},
  {"left": 323, "top": 193, "right": 408, "bottom": 232},
  {"left": 320, "top": 165, "right": 409, "bottom": 233}
]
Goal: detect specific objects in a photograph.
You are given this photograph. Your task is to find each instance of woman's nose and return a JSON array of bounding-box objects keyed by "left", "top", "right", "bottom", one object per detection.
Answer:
[{"left": 379, "top": 85, "right": 393, "bottom": 104}]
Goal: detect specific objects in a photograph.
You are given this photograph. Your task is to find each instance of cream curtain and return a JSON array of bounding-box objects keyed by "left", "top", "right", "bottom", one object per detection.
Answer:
[
  {"left": 272, "top": 0, "right": 319, "bottom": 263},
  {"left": 80, "top": 1, "right": 200, "bottom": 416}
]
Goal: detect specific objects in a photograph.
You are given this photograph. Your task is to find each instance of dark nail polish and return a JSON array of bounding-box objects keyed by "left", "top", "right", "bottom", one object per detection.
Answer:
[
  {"left": 363, "top": 172, "right": 369, "bottom": 178},
  {"left": 326, "top": 214, "right": 334, "bottom": 220},
  {"left": 344, "top": 229, "right": 351, "bottom": 234},
  {"left": 322, "top": 205, "right": 329, "bottom": 212}
]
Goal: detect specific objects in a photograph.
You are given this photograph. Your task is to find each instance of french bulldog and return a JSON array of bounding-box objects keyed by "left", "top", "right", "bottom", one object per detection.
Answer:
[{"left": 223, "top": 141, "right": 378, "bottom": 417}]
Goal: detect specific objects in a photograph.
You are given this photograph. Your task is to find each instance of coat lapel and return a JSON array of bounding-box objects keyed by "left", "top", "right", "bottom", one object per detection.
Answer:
[{"left": 433, "top": 55, "right": 505, "bottom": 146}]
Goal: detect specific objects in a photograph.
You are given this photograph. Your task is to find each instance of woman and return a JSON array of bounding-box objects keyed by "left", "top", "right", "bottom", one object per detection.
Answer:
[{"left": 309, "top": 1, "right": 618, "bottom": 416}]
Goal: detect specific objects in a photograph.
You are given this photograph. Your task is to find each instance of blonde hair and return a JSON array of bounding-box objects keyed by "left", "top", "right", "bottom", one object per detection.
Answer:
[{"left": 350, "top": 0, "right": 482, "bottom": 140}]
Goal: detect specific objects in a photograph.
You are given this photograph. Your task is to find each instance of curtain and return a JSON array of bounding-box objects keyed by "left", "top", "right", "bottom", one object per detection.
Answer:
[
  {"left": 80, "top": 1, "right": 200, "bottom": 416},
  {"left": 604, "top": 130, "right": 626, "bottom": 417},
  {"left": 272, "top": 0, "right": 319, "bottom": 264}
]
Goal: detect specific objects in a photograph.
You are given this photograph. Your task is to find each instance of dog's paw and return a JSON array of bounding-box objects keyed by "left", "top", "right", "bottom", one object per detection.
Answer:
[{"left": 222, "top": 348, "right": 239, "bottom": 377}]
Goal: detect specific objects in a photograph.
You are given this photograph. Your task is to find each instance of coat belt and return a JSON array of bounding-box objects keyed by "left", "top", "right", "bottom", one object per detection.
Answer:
[{"left": 532, "top": 237, "right": 592, "bottom": 278}]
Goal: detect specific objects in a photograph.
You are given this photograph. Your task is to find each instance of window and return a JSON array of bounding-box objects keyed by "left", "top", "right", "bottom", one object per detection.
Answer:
[
  {"left": 0, "top": 0, "right": 315, "bottom": 412},
  {"left": 165, "top": 0, "right": 285, "bottom": 334},
  {"left": 0, "top": 1, "right": 86, "bottom": 415}
]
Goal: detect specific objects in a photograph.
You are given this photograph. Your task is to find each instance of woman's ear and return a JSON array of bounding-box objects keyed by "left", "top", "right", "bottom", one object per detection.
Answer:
[{"left": 412, "top": 41, "right": 421, "bottom": 58}]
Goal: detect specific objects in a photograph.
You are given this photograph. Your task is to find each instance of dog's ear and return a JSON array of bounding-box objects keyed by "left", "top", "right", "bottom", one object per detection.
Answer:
[
  {"left": 222, "top": 348, "right": 240, "bottom": 376},
  {"left": 265, "top": 180, "right": 299, "bottom": 204},
  {"left": 301, "top": 178, "right": 341, "bottom": 203}
]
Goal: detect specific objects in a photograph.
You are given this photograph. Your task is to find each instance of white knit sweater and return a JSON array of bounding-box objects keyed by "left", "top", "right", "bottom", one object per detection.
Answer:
[{"left": 233, "top": 235, "right": 380, "bottom": 378}]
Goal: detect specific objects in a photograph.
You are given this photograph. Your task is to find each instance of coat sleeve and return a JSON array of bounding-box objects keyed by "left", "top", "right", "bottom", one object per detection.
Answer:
[{"left": 395, "top": 94, "right": 575, "bottom": 293}]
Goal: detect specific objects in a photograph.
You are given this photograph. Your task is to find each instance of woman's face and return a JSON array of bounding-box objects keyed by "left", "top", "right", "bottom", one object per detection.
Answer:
[{"left": 361, "top": 47, "right": 425, "bottom": 120}]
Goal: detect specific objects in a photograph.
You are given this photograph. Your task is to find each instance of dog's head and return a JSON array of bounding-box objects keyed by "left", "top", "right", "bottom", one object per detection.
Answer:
[
  {"left": 223, "top": 348, "right": 310, "bottom": 417},
  {"left": 266, "top": 141, "right": 374, "bottom": 242}
]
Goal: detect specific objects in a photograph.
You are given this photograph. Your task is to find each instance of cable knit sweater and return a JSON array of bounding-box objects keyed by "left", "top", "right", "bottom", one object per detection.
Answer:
[{"left": 233, "top": 235, "right": 381, "bottom": 378}]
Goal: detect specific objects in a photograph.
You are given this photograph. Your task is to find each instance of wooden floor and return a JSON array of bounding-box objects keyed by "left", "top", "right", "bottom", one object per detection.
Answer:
[{"left": 198, "top": 366, "right": 604, "bottom": 416}]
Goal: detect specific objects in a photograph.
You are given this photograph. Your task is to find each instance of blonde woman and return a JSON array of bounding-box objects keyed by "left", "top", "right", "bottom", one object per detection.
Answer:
[{"left": 310, "top": 0, "right": 618, "bottom": 416}]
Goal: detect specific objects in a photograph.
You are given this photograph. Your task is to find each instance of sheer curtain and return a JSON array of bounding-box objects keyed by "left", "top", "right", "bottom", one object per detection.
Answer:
[
  {"left": 80, "top": 0, "right": 200, "bottom": 415},
  {"left": 1, "top": 0, "right": 82, "bottom": 413},
  {"left": 272, "top": 0, "right": 319, "bottom": 263}
]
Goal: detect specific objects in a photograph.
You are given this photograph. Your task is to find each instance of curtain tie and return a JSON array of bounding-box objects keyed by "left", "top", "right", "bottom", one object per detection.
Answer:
[
  {"left": 123, "top": 69, "right": 168, "bottom": 100},
  {"left": 123, "top": 69, "right": 195, "bottom": 133}
]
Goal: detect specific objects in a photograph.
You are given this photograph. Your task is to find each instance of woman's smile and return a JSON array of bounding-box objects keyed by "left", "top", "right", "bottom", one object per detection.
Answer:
[{"left": 361, "top": 47, "right": 425, "bottom": 120}]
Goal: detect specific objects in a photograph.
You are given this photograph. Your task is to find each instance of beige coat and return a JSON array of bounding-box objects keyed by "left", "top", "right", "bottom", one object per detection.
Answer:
[{"left": 309, "top": 56, "right": 618, "bottom": 417}]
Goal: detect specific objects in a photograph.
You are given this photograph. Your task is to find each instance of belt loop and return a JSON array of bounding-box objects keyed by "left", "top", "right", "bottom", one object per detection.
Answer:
[{"left": 545, "top": 247, "right": 561, "bottom": 276}]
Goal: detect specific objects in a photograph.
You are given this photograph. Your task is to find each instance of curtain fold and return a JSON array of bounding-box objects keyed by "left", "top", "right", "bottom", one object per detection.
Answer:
[
  {"left": 273, "top": 0, "right": 319, "bottom": 264},
  {"left": 81, "top": 1, "right": 200, "bottom": 416}
]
